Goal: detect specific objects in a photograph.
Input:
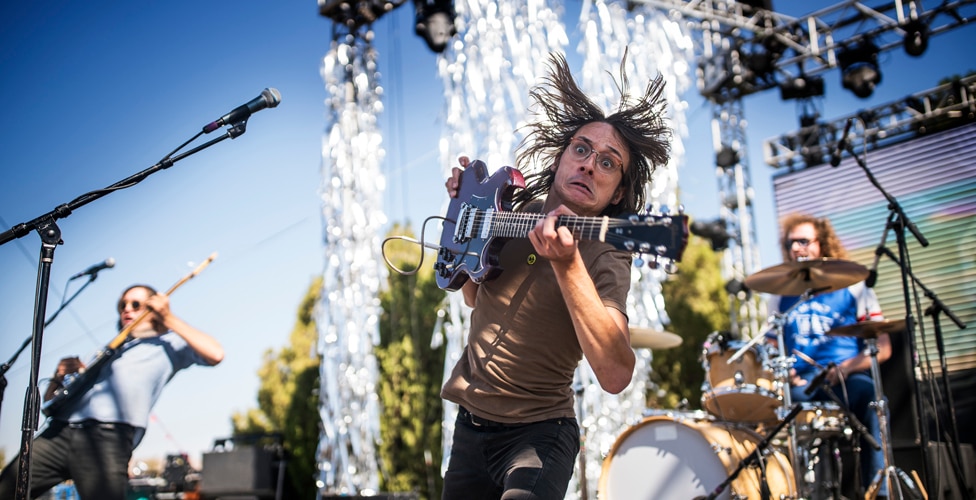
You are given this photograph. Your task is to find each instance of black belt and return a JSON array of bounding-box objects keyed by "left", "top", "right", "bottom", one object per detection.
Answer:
[
  {"left": 458, "top": 406, "right": 521, "bottom": 429},
  {"left": 63, "top": 419, "right": 133, "bottom": 431}
]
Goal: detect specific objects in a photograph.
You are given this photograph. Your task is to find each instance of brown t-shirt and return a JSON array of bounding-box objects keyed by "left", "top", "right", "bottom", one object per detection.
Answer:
[{"left": 440, "top": 236, "right": 632, "bottom": 424}]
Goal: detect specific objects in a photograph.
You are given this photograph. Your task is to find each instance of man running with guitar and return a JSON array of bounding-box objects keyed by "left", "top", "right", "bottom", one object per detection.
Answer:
[
  {"left": 439, "top": 52, "right": 675, "bottom": 499},
  {"left": 0, "top": 283, "right": 223, "bottom": 499}
]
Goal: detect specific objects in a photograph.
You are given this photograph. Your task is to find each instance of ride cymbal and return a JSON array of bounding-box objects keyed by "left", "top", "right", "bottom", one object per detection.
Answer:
[
  {"left": 744, "top": 258, "right": 869, "bottom": 296},
  {"left": 629, "top": 326, "right": 682, "bottom": 350},
  {"left": 826, "top": 319, "right": 906, "bottom": 339}
]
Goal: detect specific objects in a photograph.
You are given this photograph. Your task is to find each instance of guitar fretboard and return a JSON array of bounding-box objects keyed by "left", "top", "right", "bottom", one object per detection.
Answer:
[{"left": 455, "top": 204, "right": 612, "bottom": 243}]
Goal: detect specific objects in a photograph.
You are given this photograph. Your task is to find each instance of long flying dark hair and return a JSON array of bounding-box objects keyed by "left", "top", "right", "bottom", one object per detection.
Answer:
[{"left": 512, "top": 52, "right": 672, "bottom": 216}]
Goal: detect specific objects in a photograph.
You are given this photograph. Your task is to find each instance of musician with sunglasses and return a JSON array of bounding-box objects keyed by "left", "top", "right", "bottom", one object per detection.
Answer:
[
  {"left": 0, "top": 284, "right": 223, "bottom": 500},
  {"left": 770, "top": 213, "right": 891, "bottom": 498},
  {"left": 439, "top": 53, "right": 671, "bottom": 499}
]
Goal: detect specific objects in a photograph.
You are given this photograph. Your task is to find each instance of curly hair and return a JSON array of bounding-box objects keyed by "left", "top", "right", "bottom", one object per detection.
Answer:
[
  {"left": 512, "top": 52, "right": 672, "bottom": 216},
  {"left": 779, "top": 213, "right": 849, "bottom": 261}
]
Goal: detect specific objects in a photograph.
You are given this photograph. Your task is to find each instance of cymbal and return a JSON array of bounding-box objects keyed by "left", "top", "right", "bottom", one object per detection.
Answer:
[
  {"left": 629, "top": 326, "right": 682, "bottom": 350},
  {"left": 826, "top": 319, "right": 906, "bottom": 339},
  {"left": 744, "top": 258, "right": 869, "bottom": 296}
]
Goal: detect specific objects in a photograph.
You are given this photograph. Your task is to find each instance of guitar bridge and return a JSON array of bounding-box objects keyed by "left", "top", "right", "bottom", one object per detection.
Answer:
[{"left": 453, "top": 203, "right": 481, "bottom": 243}]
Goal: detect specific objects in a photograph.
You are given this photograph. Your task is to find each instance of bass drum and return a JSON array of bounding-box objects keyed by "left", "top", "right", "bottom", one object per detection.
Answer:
[{"left": 598, "top": 415, "right": 795, "bottom": 500}]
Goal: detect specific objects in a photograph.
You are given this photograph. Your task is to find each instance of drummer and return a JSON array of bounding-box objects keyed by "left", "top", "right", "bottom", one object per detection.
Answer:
[{"left": 768, "top": 213, "right": 891, "bottom": 498}]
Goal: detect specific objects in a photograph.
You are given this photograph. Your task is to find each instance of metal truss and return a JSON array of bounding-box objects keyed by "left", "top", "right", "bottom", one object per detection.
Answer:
[
  {"left": 632, "top": 0, "right": 974, "bottom": 334},
  {"left": 766, "top": 73, "right": 976, "bottom": 169}
]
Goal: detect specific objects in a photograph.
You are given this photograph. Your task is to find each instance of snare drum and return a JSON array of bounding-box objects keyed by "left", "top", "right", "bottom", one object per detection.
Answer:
[
  {"left": 701, "top": 338, "right": 781, "bottom": 423},
  {"left": 598, "top": 415, "right": 795, "bottom": 499}
]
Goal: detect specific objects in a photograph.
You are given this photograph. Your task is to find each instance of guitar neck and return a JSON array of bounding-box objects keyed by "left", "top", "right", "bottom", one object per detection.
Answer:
[{"left": 463, "top": 208, "right": 613, "bottom": 242}]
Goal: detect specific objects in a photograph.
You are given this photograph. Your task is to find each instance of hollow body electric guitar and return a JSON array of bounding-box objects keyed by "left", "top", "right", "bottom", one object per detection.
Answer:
[
  {"left": 41, "top": 253, "right": 217, "bottom": 418},
  {"left": 434, "top": 160, "right": 689, "bottom": 291}
]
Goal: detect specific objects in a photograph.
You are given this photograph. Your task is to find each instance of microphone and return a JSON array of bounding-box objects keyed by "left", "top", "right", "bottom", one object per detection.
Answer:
[
  {"left": 69, "top": 258, "right": 116, "bottom": 280},
  {"left": 203, "top": 88, "right": 281, "bottom": 133},
  {"left": 804, "top": 362, "right": 835, "bottom": 395},
  {"left": 866, "top": 228, "right": 891, "bottom": 288},
  {"left": 830, "top": 118, "right": 854, "bottom": 167}
]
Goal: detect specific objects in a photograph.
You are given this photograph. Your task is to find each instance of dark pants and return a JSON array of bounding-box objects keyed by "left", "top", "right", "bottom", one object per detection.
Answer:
[
  {"left": 442, "top": 407, "right": 580, "bottom": 500},
  {"left": 0, "top": 420, "right": 135, "bottom": 500}
]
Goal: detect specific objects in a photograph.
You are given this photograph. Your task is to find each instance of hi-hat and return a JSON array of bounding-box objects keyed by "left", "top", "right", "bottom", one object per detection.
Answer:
[
  {"left": 744, "top": 258, "right": 869, "bottom": 296},
  {"left": 629, "top": 326, "right": 682, "bottom": 350},
  {"left": 826, "top": 319, "right": 906, "bottom": 339}
]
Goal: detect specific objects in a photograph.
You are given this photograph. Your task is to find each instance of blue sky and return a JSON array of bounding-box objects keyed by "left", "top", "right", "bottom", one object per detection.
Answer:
[{"left": 1, "top": 0, "right": 973, "bottom": 471}]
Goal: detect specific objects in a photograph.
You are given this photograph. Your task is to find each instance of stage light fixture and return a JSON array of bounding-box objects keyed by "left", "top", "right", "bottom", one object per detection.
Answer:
[
  {"left": 903, "top": 20, "right": 929, "bottom": 57},
  {"left": 690, "top": 218, "right": 732, "bottom": 251},
  {"left": 839, "top": 40, "right": 882, "bottom": 99},
  {"left": 413, "top": 0, "right": 457, "bottom": 53},
  {"left": 779, "top": 75, "right": 824, "bottom": 100},
  {"left": 716, "top": 145, "right": 739, "bottom": 168}
]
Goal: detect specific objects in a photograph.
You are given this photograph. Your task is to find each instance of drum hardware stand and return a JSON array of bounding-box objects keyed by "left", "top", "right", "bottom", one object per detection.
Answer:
[
  {"left": 863, "top": 335, "right": 926, "bottom": 500},
  {"left": 695, "top": 403, "right": 804, "bottom": 500},
  {"left": 802, "top": 362, "right": 883, "bottom": 499}
]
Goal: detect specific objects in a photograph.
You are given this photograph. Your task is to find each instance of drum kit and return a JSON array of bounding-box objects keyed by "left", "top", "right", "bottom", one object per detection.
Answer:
[{"left": 598, "top": 258, "right": 915, "bottom": 500}]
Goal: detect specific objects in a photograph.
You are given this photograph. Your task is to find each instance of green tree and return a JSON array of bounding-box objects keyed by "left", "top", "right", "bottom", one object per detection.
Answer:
[
  {"left": 232, "top": 276, "right": 322, "bottom": 500},
  {"left": 653, "top": 234, "right": 731, "bottom": 409},
  {"left": 376, "top": 224, "right": 447, "bottom": 499}
]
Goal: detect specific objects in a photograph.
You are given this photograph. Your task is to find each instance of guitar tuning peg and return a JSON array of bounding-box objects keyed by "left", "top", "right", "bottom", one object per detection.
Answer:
[
  {"left": 634, "top": 256, "right": 645, "bottom": 268},
  {"left": 676, "top": 204, "right": 685, "bottom": 215},
  {"left": 664, "top": 260, "right": 678, "bottom": 274},
  {"left": 647, "top": 259, "right": 660, "bottom": 270}
]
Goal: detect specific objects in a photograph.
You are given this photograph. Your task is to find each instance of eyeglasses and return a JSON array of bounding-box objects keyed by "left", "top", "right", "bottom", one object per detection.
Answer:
[
  {"left": 568, "top": 139, "right": 623, "bottom": 174},
  {"left": 117, "top": 300, "right": 143, "bottom": 313},
  {"left": 787, "top": 238, "right": 817, "bottom": 248}
]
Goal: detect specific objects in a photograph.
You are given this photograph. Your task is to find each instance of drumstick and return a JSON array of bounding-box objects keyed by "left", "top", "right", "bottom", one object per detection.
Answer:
[{"left": 792, "top": 349, "right": 824, "bottom": 369}]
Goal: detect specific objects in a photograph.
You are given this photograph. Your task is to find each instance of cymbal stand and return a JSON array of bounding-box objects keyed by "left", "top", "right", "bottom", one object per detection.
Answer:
[
  {"left": 765, "top": 315, "right": 810, "bottom": 499},
  {"left": 878, "top": 245, "right": 969, "bottom": 493},
  {"left": 759, "top": 290, "right": 820, "bottom": 498},
  {"left": 864, "top": 335, "right": 925, "bottom": 500}
]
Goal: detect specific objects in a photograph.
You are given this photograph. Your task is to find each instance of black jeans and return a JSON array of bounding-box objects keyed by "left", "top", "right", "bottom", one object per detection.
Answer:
[
  {"left": 442, "top": 407, "right": 580, "bottom": 500},
  {"left": 0, "top": 419, "right": 135, "bottom": 500}
]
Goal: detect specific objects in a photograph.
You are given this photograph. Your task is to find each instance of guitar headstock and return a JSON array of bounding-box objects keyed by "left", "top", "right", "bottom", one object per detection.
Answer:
[{"left": 604, "top": 213, "right": 689, "bottom": 270}]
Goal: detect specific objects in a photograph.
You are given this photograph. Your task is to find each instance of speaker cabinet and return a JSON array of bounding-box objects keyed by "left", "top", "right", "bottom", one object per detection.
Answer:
[{"left": 200, "top": 446, "right": 277, "bottom": 499}]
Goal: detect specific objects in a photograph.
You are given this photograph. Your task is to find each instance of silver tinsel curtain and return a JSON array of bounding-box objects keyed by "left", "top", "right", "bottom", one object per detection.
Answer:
[{"left": 316, "top": 31, "right": 386, "bottom": 496}]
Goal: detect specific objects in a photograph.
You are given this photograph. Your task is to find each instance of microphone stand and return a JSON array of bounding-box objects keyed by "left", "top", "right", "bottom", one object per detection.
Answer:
[
  {"left": 841, "top": 137, "right": 934, "bottom": 492},
  {"left": 877, "top": 245, "right": 969, "bottom": 494},
  {"left": 0, "top": 120, "right": 247, "bottom": 500},
  {"left": 0, "top": 274, "right": 100, "bottom": 426},
  {"left": 697, "top": 403, "right": 803, "bottom": 500}
]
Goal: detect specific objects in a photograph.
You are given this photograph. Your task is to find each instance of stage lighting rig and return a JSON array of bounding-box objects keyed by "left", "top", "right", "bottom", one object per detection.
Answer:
[
  {"left": 318, "top": 0, "right": 406, "bottom": 28},
  {"left": 839, "top": 39, "right": 882, "bottom": 98}
]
